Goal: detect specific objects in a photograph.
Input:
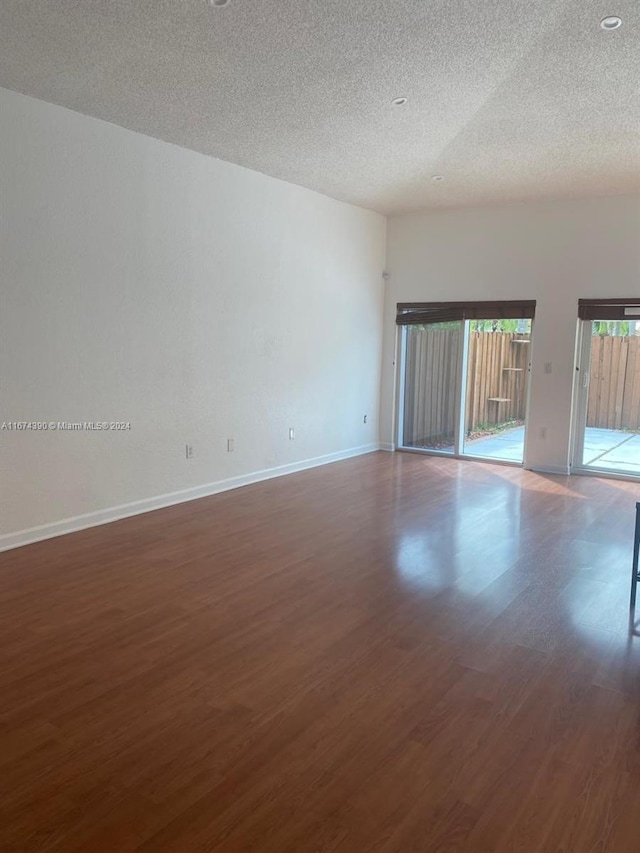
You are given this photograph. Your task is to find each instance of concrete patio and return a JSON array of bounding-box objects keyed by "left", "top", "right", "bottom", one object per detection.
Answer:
[{"left": 465, "top": 425, "right": 640, "bottom": 474}]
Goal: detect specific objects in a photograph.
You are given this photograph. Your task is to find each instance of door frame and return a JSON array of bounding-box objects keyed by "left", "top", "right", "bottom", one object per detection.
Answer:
[
  {"left": 570, "top": 319, "right": 591, "bottom": 472},
  {"left": 396, "top": 322, "right": 467, "bottom": 458},
  {"left": 396, "top": 320, "right": 532, "bottom": 467},
  {"left": 571, "top": 320, "right": 640, "bottom": 478}
]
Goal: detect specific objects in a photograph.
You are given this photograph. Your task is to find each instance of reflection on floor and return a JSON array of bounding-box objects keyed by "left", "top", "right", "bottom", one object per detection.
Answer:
[{"left": 467, "top": 425, "right": 640, "bottom": 473}]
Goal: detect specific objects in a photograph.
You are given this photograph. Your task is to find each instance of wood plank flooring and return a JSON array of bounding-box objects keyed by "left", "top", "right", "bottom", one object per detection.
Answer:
[{"left": 1, "top": 451, "right": 640, "bottom": 852}]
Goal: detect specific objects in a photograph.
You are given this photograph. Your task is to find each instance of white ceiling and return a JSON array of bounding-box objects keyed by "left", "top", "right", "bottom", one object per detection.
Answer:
[{"left": 1, "top": 0, "right": 639, "bottom": 214}]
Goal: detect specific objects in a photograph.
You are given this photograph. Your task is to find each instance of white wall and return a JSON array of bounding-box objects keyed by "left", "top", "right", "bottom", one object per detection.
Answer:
[
  {"left": 0, "top": 88, "right": 386, "bottom": 546},
  {"left": 381, "top": 196, "right": 640, "bottom": 471}
]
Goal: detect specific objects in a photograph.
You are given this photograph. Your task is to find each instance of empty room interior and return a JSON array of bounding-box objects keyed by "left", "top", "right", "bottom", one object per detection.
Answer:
[{"left": 2, "top": 2, "right": 640, "bottom": 851}]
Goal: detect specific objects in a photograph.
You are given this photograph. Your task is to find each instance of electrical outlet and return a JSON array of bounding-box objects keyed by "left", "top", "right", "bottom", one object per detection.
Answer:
[
  {"left": 544, "top": 362, "right": 552, "bottom": 374},
  {"left": 289, "top": 428, "right": 295, "bottom": 440},
  {"left": 539, "top": 427, "right": 547, "bottom": 440},
  {"left": 363, "top": 414, "right": 368, "bottom": 424},
  {"left": 186, "top": 444, "right": 194, "bottom": 459},
  {"left": 227, "top": 438, "right": 234, "bottom": 452}
]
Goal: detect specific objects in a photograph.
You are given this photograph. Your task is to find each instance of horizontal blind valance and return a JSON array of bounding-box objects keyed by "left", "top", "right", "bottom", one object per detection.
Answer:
[
  {"left": 578, "top": 299, "right": 640, "bottom": 321},
  {"left": 396, "top": 300, "right": 536, "bottom": 326}
]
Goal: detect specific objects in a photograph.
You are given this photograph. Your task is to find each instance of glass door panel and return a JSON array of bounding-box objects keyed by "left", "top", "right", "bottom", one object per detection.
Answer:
[
  {"left": 401, "top": 322, "right": 462, "bottom": 453},
  {"left": 576, "top": 320, "right": 640, "bottom": 475},
  {"left": 462, "top": 319, "right": 531, "bottom": 463}
]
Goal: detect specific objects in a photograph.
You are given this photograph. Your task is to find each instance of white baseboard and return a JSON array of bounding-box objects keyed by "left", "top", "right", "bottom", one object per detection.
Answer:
[
  {"left": 379, "top": 442, "right": 396, "bottom": 452},
  {"left": 0, "top": 443, "right": 381, "bottom": 554},
  {"left": 527, "top": 464, "right": 571, "bottom": 476}
]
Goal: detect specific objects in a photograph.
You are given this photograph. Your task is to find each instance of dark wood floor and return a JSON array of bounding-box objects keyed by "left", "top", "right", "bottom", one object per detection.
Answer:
[{"left": 1, "top": 452, "right": 640, "bottom": 852}]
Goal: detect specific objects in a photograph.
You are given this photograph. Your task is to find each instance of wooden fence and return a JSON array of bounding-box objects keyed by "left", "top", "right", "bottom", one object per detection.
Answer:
[
  {"left": 404, "top": 329, "right": 640, "bottom": 448},
  {"left": 465, "top": 331, "right": 530, "bottom": 432},
  {"left": 588, "top": 335, "right": 640, "bottom": 430}
]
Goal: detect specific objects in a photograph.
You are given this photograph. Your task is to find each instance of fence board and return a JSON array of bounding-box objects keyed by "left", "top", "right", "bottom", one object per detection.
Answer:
[
  {"left": 603, "top": 336, "right": 613, "bottom": 428},
  {"left": 625, "top": 338, "right": 640, "bottom": 429},
  {"left": 589, "top": 336, "right": 600, "bottom": 425},
  {"left": 614, "top": 337, "right": 628, "bottom": 430}
]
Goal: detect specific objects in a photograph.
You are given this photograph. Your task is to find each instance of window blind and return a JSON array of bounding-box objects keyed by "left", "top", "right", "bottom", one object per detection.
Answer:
[
  {"left": 396, "top": 300, "right": 536, "bottom": 326},
  {"left": 578, "top": 298, "right": 640, "bottom": 321}
]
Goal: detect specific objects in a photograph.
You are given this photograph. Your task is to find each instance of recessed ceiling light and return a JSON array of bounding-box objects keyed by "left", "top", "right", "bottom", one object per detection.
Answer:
[
  {"left": 600, "top": 15, "right": 622, "bottom": 30},
  {"left": 209, "top": 0, "right": 230, "bottom": 6},
  {"left": 391, "top": 97, "right": 408, "bottom": 106},
  {"left": 431, "top": 175, "right": 444, "bottom": 182}
]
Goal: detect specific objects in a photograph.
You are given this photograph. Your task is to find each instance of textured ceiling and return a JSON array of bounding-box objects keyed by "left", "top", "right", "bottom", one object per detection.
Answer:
[{"left": 0, "top": 0, "right": 639, "bottom": 213}]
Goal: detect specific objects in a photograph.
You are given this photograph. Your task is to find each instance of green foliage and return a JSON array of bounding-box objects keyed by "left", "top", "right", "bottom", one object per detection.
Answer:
[
  {"left": 467, "top": 418, "right": 523, "bottom": 438},
  {"left": 470, "top": 319, "right": 531, "bottom": 333},
  {"left": 592, "top": 321, "right": 630, "bottom": 336},
  {"left": 409, "top": 319, "right": 532, "bottom": 333}
]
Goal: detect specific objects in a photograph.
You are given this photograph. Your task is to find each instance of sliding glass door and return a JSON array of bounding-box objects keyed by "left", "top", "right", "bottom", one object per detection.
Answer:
[
  {"left": 400, "top": 322, "right": 463, "bottom": 453},
  {"left": 398, "top": 311, "right": 533, "bottom": 465},
  {"left": 573, "top": 319, "right": 640, "bottom": 476}
]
